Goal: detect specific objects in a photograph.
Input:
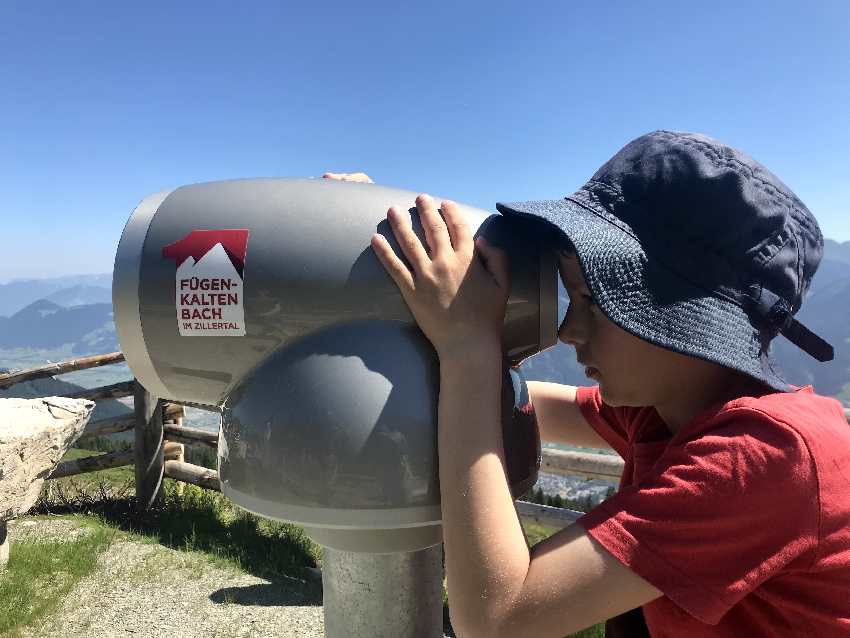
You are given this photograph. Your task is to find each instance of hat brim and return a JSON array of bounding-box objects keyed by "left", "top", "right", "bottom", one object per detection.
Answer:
[{"left": 496, "top": 197, "right": 791, "bottom": 392}]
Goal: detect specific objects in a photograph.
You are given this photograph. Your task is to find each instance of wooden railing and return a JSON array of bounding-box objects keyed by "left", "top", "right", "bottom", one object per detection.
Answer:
[
  {"left": 7, "top": 351, "right": 843, "bottom": 531},
  {"left": 0, "top": 352, "right": 202, "bottom": 510}
]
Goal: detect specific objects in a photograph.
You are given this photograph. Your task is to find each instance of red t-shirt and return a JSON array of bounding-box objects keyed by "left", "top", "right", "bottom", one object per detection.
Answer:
[{"left": 574, "top": 384, "right": 850, "bottom": 637}]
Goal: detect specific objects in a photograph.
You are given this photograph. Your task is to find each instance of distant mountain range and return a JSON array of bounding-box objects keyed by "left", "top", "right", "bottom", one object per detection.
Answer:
[
  {"left": 0, "top": 273, "right": 112, "bottom": 317},
  {"left": 1, "top": 239, "right": 849, "bottom": 404},
  {"left": 0, "top": 299, "right": 117, "bottom": 354},
  {"left": 824, "top": 239, "right": 850, "bottom": 265}
]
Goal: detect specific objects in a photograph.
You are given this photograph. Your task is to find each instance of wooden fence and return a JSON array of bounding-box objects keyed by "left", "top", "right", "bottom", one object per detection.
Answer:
[
  {"left": 0, "top": 352, "right": 217, "bottom": 511},
  {"left": 6, "top": 351, "right": 847, "bottom": 532}
]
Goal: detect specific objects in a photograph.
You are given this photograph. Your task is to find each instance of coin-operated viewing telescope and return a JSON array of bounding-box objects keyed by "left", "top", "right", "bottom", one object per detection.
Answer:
[{"left": 114, "top": 178, "right": 558, "bottom": 636}]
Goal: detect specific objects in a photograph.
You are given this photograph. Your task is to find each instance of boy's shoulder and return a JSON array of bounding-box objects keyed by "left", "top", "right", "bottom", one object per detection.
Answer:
[
  {"left": 715, "top": 385, "right": 849, "bottom": 442},
  {"left": 665, "top": 386, "right": 850, "bottom": 483},
  {"left": 701, "top": 386, "right": 850, "bottom": 495}
]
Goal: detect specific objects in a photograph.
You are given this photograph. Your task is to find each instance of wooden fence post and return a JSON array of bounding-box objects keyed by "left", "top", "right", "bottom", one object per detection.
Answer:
[
  {"left": 167, "top": 412, "right": 186, "bottom": 496},
  {"left": 134, "top": 379, "right": 164, "bottom": 511},
  {"left": 0, "top": 520, "right": 8, "bottom": 567}
]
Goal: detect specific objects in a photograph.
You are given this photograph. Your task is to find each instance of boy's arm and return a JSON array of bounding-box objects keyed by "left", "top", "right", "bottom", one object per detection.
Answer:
[
  {"left": 527, "top": 381, "right": 613, "bottom": 450},
  {"left": 440, "top": 355, "right": 662, "bottom": 638}
]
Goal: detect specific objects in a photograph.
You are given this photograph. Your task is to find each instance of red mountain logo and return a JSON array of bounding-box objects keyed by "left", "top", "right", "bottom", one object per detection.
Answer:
[
  {"left": 162, "top": 229, "right": 249, "bottom": 277},
  {"left": 161, "top": 229, "right": 250, "bottom": 337}
]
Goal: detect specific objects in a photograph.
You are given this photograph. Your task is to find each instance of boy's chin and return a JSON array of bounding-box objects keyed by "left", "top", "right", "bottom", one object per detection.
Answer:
[
  {"left": 598, "top": 382, "right": 644, "bottom": 408},
  {"left": 598, "top": 385, "right": 620, "bottom": 406}
]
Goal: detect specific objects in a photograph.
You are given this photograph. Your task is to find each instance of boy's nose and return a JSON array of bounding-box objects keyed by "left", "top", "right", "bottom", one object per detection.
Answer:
[{"left": 557, "top": 306, "right": 586, "bottom": 346}]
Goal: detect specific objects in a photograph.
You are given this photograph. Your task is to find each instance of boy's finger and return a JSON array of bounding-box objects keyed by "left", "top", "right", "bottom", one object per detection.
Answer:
[
  {"left": 416, "top": 194, "right": 452, "bottom": 258},
  {"left": 440, "top": 200, "right": 472, "bottom": 253},
  {"left": 371, "top": 233, "right": 415, "bottom": 290},
  {"left": 387, "top": 206, "right": 430, "bottom": 272},
  {"left": 322, "top": 172, "right": 374, "bottom": 183}
]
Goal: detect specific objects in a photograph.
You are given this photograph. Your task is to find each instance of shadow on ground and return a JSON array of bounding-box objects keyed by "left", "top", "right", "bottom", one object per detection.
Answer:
[
  {"left": 210, "top": 582, "right": 318, "bottom": 607},
  {"left": 32, "top": 479, "right": 323, "bottom": 606}
]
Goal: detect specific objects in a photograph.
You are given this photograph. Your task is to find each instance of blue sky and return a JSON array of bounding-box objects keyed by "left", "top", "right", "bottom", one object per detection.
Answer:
[{"left": 2, "top": 1, "right": 848, "bottom": 282}]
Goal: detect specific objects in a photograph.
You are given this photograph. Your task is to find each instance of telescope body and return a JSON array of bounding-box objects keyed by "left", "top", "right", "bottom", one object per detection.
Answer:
[{"left": 113, "top": 178, "right": 555, "bottom": 552}]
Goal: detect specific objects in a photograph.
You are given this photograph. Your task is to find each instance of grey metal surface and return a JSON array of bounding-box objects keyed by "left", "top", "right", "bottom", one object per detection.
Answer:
[
  {"left": 321, "top": 544, "right": 444, "bottom": 638},
  {"left": 302, "top": 524, "right": 442, "bottom": 554},
  {"left": 114, "top": 178, "right": 557, "bottom": 408},
  {"left": 218, "top": 321, "right": 441, "bottom": 529},
  {"left": 112, "top": 189, "right": 174, "bottom": 400},
  {"left": 218, "top": 319, "right": 539, "bottom": 552}
]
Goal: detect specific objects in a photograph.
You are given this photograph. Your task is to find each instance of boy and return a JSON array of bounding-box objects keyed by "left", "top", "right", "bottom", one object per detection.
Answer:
[{"left": 330, "top": 130, "right": 850, "bottom": 637}]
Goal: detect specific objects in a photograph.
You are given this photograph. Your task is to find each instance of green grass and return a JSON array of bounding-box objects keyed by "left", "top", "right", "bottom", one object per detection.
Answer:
[
  {"left": 142, "top": 482, "right": 321, "bottom": 581},
  {"left": 523, "top": 519, "right": 560, "bottom": 547},
  {"left": 44, "top": 446, "right": 320, "bottom": 580},
  {"left": 568, "top": 624, "right": 605, "bottom": 637},
  {"left": 0, "top": 519, "right": 115, "bottom": 638},
  {"left": 34, "top": 479, "right": 322, "bottom": 585}
]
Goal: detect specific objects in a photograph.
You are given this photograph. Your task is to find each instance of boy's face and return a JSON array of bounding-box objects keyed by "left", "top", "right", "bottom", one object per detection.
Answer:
[{"left": 557, "top": 251, "right": 718, "bottom": 408}]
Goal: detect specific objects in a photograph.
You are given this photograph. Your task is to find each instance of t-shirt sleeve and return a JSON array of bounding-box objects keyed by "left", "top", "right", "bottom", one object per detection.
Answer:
[
  {"left": 576, "top": 412, "right": 820, "bottom": 625},
  {"left": 574, "top": 385, "right": 631, "bottom": 458}
]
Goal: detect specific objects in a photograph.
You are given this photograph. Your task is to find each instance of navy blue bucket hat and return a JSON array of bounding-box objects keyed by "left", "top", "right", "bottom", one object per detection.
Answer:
[{"left": 497, "top": 130, "right": 834, "bottom": 392}]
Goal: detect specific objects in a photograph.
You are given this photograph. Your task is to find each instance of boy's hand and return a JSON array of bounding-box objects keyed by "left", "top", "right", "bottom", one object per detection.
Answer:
[
  {"left": 371, "top": 194, "right": 509, "bottom": 361},
  {"left": 322, "top": 172, "right": 374, "bottom": 183}
]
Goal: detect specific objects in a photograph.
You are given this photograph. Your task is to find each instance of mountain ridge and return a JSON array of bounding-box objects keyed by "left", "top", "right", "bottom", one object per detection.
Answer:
[{"left": 0, "top": 273, "right": 112, "bottom": 317}]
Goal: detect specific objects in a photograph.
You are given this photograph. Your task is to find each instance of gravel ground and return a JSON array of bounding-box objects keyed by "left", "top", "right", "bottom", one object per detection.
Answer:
[{"left": 8, "top": 518, "right": 325, "bottom": 638}]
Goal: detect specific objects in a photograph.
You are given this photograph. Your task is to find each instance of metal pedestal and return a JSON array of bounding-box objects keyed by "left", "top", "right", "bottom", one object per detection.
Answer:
[{"left": 321, "top": 543, "right": 445, "bottom": 638}]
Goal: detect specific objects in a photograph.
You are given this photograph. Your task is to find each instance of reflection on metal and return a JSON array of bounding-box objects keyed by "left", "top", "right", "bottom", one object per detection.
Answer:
[
  {"left": 218, "top": 321, "right": 443, "bottom": 553},
  {"left": 218, "top": 319, "right": 539, "bottom": 553}
]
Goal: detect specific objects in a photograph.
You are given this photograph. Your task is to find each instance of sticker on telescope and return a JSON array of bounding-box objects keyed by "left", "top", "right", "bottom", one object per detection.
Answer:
[{"left": 162, "top": 229, "right": 249, "bottom": 337}]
